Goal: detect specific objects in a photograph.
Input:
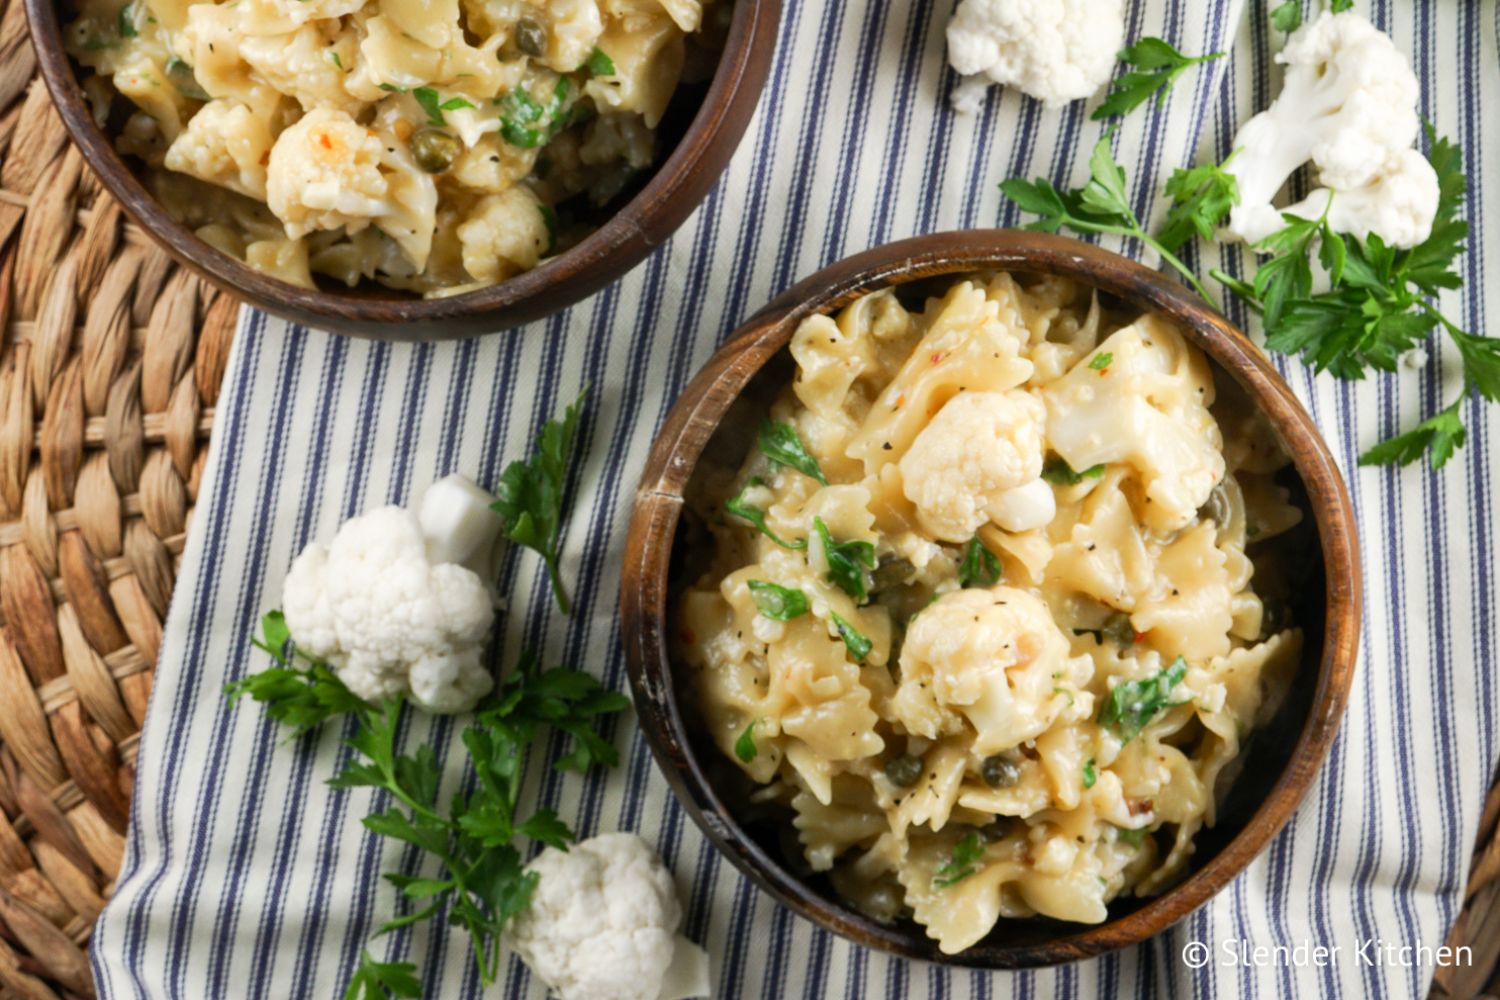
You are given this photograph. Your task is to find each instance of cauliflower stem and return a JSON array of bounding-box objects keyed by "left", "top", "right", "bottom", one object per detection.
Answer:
[{"left": 227, "top": 614, "right": 630, "bottom": 996}]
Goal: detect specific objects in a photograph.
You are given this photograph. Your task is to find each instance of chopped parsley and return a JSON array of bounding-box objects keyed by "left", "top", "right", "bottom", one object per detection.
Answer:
[
  {"left": 1088, "top": 351, "right": 1114, "bottom": 370},
  {"left": 758, "top": 420, "right": 828, "bottom": 485},
  {"left": 932, "top": 832, "right": 984, "bottom": 889},
  {"left": 117, "top": 3, "right": 138, "bottom": 38},
  {"left": 413, "top": 86, "right": 476, "bottom": 127},
  {"left": 957, "top": 536, "right": 1001, "bottom": 589},
  {"left": 734, "top": 720, "right": 760, "bottom": 763},
  {"left": 1115, "top": 825, "right": 1149, "bottom": 847},
  {"left": 1041, "top": 457, "right": 1106, "bottom": 485},
  {"left": 498, "top": 78, "right": 572, "bottom": 149},
  {"left": 1098, "top": 656, "right": 1189, "bottom": 743},
  {"left": 725, "top": 477, "right": 806, "bottom": 550},
  {"left": 585, "top": 47, "right": 616, "bottom": 75},
  {"left": 746, "top": 580, "right": 809, "bottom": 621},
  {"left": 830, "top": 612, "right": 871, "bottom": 662},
  {"left": 813, "top": 517, "right": 876, "bottom": 602},
  {"left": 1082, "top": 758, "right": 1097, "bottom": 788}
]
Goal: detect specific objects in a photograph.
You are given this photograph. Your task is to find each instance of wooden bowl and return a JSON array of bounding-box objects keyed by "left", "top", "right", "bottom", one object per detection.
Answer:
[
  {"left": 25, "top": 0, "right": 780, "bottom": 340},
  {"left": 621, "top": 230, "right": 1362, "bottom": 968}
]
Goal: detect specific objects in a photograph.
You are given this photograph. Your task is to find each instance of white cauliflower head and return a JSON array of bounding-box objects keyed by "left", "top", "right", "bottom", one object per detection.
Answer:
[
  {"left": 891, "top": 587, "right": 1080, "bottom": 754},
  {"left": 456, "top": 186, "right": 552, "bottom": 284},
  {"left": 506, "top": 833, "right": 712, "bottom": 1000},
  {"left": 1223, "top": 10, "right": 1425, "bottom": 245},
  {"left": 1041, "top": 316, "right": 1224, "bottom": 533},
  {"left": 163, "top": 100, "right": 273, "bottom": 199},
  {"left": 898, "top": 389, "right": 1048, "bottom": 542},
  {"left": 281, "top": 476, "right": 503, "bottom": 714},
  {"left": 266, "top": 108, "right": 439, "bottom": 271},
  {"left": 1282, "top": 146, "right": 1440, "bottom": 250},
  {"left": 946, "top": 0, "right": 1125, "bottom": 113}
]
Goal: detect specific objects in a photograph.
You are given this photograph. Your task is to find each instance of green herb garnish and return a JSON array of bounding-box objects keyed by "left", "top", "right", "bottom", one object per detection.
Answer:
[
  {"left": 230, "top": 623, "right": 627, "bottom": 991},
  {"left": 734, "top": 719, "right": 760, "bottom": 763},
  {"left": 1098, "top": 656, "right": 1189, "bottom": 743},
  {"left": 932, "top": 832, "right": 985, "bottom": 889},
  {"left": 378, "top": 82, "right": 408, "bottom": 93},
  {"left": 1040, "top": 457, "right": 1106, "bottom": 485},
  {"left": 344, "top": 953, "right": 420, "bottom": 1000},
  {"left": 585, "top": 47, "right": 616, "bottom": 75},
  {"left": 498, "top": 78, "right": 572, "bottom": 149},
  {"left": 413, "top": 86, "right": 475, "bottom": 127},
  {"left": 957, "top": 536, "right": 1001, "bottom": 589},
  {"left": 758, "top": 420, "right": 828, "bottom": 485},
  {"left": 1093, "top": 37, "right": 1224, "bottom": 122},
  {"left": 117, "top": 3, "right": 138, "bottom": 38},
  {"left": 491, "top": 387, "right": 588, "bottom": 615},
  {"left": 1157, "top": 156, "right": 1241, "bottom": 252},
  {"left": 1001, "top": 136, "right": 1220, "bottom": 306},
  {"left": 328, "top": 50, "right": 343, "bottom": 70},
  {"left": 1082, "top": 758, "right": 1098, "bottom": 789},
  {"left": 1270, "top": 1, "right": 1302, "bottom": 32},
  {"left": 830, "top": 612, "right": 871, "bottom": 662},
  {"left": 746, "top": 580, "right": 810, "bottom": 621},
  {"left": 725, "top": 477, "right": 806, "bottom": 550},
  {"left": 812, "top": 516, "right": 876, "bottom": 602},
  {"left": 1087, "top": 351, "right": 1114, "bottom": 371},
  {"left": 1115, "top": 825, "right": 1149, "bottom": 847}
]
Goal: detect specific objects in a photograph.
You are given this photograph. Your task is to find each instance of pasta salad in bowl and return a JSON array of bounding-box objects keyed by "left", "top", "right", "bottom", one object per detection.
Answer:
[
  {"left": 28, "top": 0, "right": 779, "bottom": 335},
  {"left": 621, "top": 231, "right": 1360, "bottom": 967}
]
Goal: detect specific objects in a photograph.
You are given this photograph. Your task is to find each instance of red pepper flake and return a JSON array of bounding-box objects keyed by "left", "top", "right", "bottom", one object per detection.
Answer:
[
  {"left": 893, "top": 394, "right": 905, "bottom": 410},
  {"left": 1128, "top": 798, "right": 1154, "bottom": 816},
  {"left": 318, "top": 133, "right": 332, "bottom": 150},
  {"left": 930, "top": 352, "right": 944, "bottom": 365},
  {"left": 1134, "top": 631, "right": 1147, "bottom": 644}
]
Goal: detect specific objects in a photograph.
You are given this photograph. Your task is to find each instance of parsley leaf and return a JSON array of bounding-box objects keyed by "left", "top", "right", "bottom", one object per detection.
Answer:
[
  {"left": 585, "top": 47, "right": 616, "bottom": 75},
  {"left": 1270, "top": 1, "right": 1302, "bottom": 32},
  {"left": 725, "top": 477, "right": 806, "bottom": 549},
  {"left": 1040, "top": 457, "right": 1105, "bottom": 485},
  {"left": 1098, "top": 656, "right": 1189, "bottom": 743},
  {"left": 1159, "top": 158, "right": 1240, "bottom": 252},
  {"left": 1082, "top": 758, "right": 1098, "bottom": 789},
  {"left": 117, "top": 3, "right": 138, "bottom": 38},
  {"left": 746, "top": 580, "right": 810, "bottom": 621},
  {"left": 1093, "top": 37, "right": 1225, "bottom": 121},
  {"left": 758, "top": 420, "right": 828, "bottom": 484},
  {"left": 735, "top": 720, "right": 760, "bottom": 763},
  {"left": 932, "top": 832, "right": 985, "bottom": 889},
  {"left": 1358, "top": 393, "right": 1467, "bottom": 468},
  {"left": 1330, "top": 0, "right": 1353, "bottom": 11},
  {"left": 232, "top": 639, "right": 628, "bottom": 990},
  {"left": 830, "top": 612, "right": 872, "bottom": 662},
  {"left": 343, "top": 952, "right": 421, "bottom": 1000},
  {"left": 1001, "top": 136, "right": 1221, "bottom": 306},
  {"left": 1088, "top": 351, "right": 1114, "bottom": 371},
  {"left": 1115, "top": 825, "right": 1149, "bottom": 847},
  {"left": 812, "top": 516, "right": 876, "bottom": 602},
  {"left": 498, "top": 78, "right": 573, "bottom": 149},
  {"left": 958, "top": 536, "right": 1001, "bottom": 589},
  {"left": 491, "top": 387, "right": 588, "bottom": 614}
]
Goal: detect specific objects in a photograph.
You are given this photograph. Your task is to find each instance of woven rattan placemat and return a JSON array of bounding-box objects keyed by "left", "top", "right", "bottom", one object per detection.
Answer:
[{"left": 0, "top": 1, "right": 1492, "bottom": 996}]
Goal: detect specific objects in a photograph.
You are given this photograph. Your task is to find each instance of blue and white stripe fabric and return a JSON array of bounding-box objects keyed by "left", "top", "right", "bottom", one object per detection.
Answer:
[{"left": 91, "top": 1, "right": 1500, "bottom": 996}]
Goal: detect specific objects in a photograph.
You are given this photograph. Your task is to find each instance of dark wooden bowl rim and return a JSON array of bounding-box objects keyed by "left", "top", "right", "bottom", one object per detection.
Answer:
[
  {"left": 620, "top": 230, "right": 1362, "bottom": 969},
  {"left": 24, "top": 0, "right": 781, "bottom": 339}
]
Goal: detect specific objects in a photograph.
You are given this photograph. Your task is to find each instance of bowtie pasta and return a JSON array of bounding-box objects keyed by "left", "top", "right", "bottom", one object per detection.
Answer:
[
  {"left": 65, "top": 0, "right": 721, "bottom": 294},
  {"left": 677, "top": 274, "right": 1306, "bottom": 953}
]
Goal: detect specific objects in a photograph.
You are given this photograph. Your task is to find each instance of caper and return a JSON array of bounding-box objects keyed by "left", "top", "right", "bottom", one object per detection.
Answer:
[
  {"left": 1261, "top": 601, "right": 1292, "bottom": 638},
  {"left": 870, "top": 556, "right": 914, "bottom": 594},
  {"left": 1102, "top": 611, "right": 1136, "bottom": 647},
  {"left": 515, "top": 17, "right": 547, "bottom": 57},
  {"left": 884, "top": 753, "right": 923, "bottom": 788},
  {"left": 410, "top": 128, "right": 460, "bottom": 173},
  {"left": 978, "top": 817, "right": 1013, "bottom": 843},
  {"left": 981, "top": 754, "right": 1021, "bottom": 789}
]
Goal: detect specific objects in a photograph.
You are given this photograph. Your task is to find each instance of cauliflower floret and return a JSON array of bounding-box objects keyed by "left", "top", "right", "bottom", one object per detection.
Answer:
[
  {"left": 1041, "top": 316, "right": 1224, "bottom": 534},
  {"left": 543, "top": 0, "right": 605, "bottom": 72},
  {"left": 945, "top": 0, "right": 1125, "bottom": 113},
  {"left": 456, "top": 187, "right": 552, "bottom": 284},
  {"left": 1281, "top": 147, "right": 1439, "bottom": 250},
  {"left": 1223, "top": 10, "right": 1428, "bottom": 245},
  {"left": 280, "top": 476, "right": 505, "bottom": 714},
  {"left": 266, "top": 108, "right": 438, "bottom": 271},
  {"left": 506, "top": 834, "right": 712, "bottom": 1000},
  {"left": 891, "top": 588, "right": 1083, "bottom": 754},
  {"left": 898, "top": 389, "right": 1047, "bottom": 542},
  {"left": 163, "top": 101, "right": 273, "bottom": 199}
]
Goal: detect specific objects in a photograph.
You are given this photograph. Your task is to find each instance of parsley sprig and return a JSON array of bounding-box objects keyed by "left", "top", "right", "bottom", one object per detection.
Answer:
[
  {"left": 228, "top": 614, "right": 628, "bottom": 997},
  {"left": 1093, "top": 38, "right": 1224, "bottom": 122},
  {"left": 725, "top": 477, "right": 806, "bottom": 549},
  {"left": 1001, "top": 136, "right": 1220, "bottom": 306},
  {"left": 492, "top": 388, "right": 588, "bottom": 614},
  {"left": 1205, "top": 128, "right": 1497, "bottom": 468},
  {"left": 957, "top": 537, "right": 1001, "bottom": 589},
  {"left": 932, "top": 832, "right": 985, "bottom": 889},
  {"left": 1098, "top": 656, "right": 1188, "bottom": 743}
]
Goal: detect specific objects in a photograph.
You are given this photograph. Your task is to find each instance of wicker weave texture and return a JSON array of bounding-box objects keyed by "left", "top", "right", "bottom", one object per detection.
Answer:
[
  {"left": 0, "top": 0, "right": 1493, "bottom": 997},
  {"left": 0, "top": 0, "right": 237, "bottom": 994}
]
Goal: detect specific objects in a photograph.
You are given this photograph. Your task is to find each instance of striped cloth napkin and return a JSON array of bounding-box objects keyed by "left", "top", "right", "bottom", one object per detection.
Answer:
[{"left": 90, "top": 1, "right": 1500, "bottom": 996}]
